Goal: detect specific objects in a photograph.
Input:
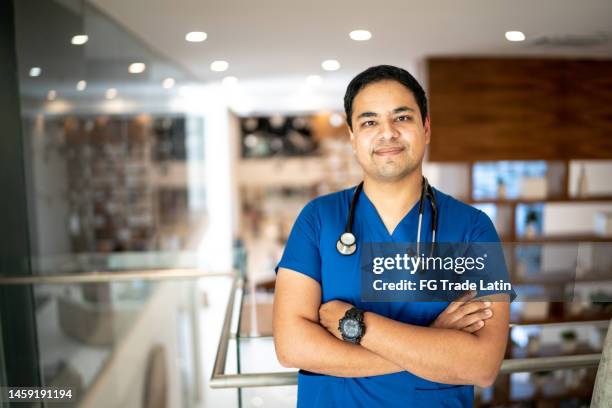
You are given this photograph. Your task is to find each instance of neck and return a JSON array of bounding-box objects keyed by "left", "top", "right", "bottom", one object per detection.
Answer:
[{"left": 362, "top": 169, "right": 423, "bottom": 219}]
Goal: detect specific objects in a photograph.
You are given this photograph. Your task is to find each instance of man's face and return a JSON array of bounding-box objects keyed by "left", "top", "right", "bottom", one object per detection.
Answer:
[{"left": 349, "top": 80, "right": 430, "bottom": 182}]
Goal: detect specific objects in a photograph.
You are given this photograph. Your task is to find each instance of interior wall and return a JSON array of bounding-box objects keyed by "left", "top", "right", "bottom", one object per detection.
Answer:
[
  {"left": 194, "top": 88, "right": 235, "bottom": 273},
  {"left": 25, "top": 115, "right": 71, "bottom": 261},
  {"left": 228, "top": 112, "right": 242, "bottom": 241}
]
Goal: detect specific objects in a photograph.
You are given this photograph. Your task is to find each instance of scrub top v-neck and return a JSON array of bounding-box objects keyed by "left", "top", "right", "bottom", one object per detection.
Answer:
[
  {"left": 360, "top": 188, "right": 423, "bottom": 242},
  {"left": 276, "top": 185, "right": 504, "bottom": 408}
]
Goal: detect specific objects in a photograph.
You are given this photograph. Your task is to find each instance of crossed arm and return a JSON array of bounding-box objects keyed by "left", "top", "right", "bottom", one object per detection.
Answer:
[{"left": 272, "top": 268, "right": 510, "bottom": 387}]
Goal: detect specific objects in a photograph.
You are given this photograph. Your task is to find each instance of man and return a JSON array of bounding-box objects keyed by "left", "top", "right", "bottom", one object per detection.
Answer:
[{"left": 273, "top": 65, "right": 511, "bottom": 407}]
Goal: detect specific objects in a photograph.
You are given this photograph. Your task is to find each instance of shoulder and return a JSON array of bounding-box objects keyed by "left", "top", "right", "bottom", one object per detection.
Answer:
[
  {"left": 305, "top": 186, "right": 354, "bottom": 214},
  {"left": 296, "top": 186, "right": 354, "bottom": 223},
  {"left": 313, "top": 187, "right": 354, "bottom": 206}
]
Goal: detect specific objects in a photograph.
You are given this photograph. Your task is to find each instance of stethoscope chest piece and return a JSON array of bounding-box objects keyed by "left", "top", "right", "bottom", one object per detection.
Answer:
[{"left": 336, "top": 232, "right": 357, "bottom": 256}]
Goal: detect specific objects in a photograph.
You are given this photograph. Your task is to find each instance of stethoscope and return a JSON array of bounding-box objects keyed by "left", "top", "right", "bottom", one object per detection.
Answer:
[{"left": 336, "top": 176, "right": 438, "bottom": 256}]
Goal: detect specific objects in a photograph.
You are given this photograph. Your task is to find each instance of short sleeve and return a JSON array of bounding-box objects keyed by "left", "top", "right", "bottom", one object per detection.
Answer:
[
  {"left": 471, "top": 210, "right": 517, "bottom": 302},
  {"left": 275, "top": 200, "right": 322, "bottom": 284},
  {"left": 471, "top": 210, "right": 502, "bottom": 243}
]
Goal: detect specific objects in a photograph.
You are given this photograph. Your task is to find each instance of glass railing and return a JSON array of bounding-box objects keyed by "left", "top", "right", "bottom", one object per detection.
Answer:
[
  {"left": 31, "top": 251, "right": 202, "bottom": 275},
  {"left": 1, "top": 269, "right": 237, "bottom": 408}
]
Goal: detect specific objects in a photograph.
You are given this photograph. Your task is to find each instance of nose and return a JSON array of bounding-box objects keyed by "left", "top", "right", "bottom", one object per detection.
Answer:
[{"left": 379, "top": 118, "right": 400, "bottom": 141}]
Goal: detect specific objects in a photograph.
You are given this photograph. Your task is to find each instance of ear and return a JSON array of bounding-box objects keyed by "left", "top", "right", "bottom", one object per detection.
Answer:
[
  {"left": 423, "top": 115, "right": 431, "bottom": 145},
  {"left": 349, "top": 126, "right": 356, "bottom": 151}
]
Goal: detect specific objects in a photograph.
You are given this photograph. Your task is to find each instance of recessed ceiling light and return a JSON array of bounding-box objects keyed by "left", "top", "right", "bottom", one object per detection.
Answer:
[
  {"left": 71, "top": 34, "right": 88, "bottom": 45},
  {"left": 162, "top": 77, "right": 175, "bottom": 89},
  {"left": 185, "top": 31, "right": 207, "bottom": 42},
  {"left": 505, "top": 31, "right": 526, "bottom": 42},
  {"left": 128, "top": 62, "right": 146, "bottom": 74},
  {"left": 47, "top": 90, "right": 57, "bottom": 101},
  {"left": 105, "top": 88, "right": 117, "bottom": 99},
  {"left": 222, "top": 76, "right": 238, "bottom": 86},
  {"left": 210, "top": 60, "right": 229, "bottom": 72},
  {"left": 321, "top": 59, "right": 340, "bottom": 71},
  {"left": 306, "top": 75, "right": 322, "bottom": 85},
  {"left": 29, "top": 67, "right": 42, "bottom": 77},
  {"left": 76, "top": 80, "right": 87, "bottom": 91},
  {"left": 349, "top": 30, "right": 372, "bottom": 41}
]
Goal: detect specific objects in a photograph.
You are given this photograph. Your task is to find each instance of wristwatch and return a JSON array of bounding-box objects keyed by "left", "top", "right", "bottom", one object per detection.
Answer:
[{"left": 338, "top": 307, "right": 366, "bottom": 344}]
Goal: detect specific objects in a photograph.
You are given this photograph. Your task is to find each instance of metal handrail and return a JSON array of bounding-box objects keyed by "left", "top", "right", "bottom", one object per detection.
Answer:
[
  {"left": 509, "top": 320, "right": 611, "bottom": 329},
  {"left": 210, "top": 355, "right": 602, "bottom": 389},
  {"left": 500, "top": 353, "right": 601, "bottom": 373},
  {"left": 211, "top": 276, "right": 245, "bottom": 388},
  {"left": 0, "top": 269, "right": 232, "bottom": 284},
  {"left": 210, "top": 278, "right": 604, "bottom": 389}
]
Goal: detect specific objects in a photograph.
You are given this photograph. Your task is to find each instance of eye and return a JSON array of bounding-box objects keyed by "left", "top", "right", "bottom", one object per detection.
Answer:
[
  {"left": 361, "top": 120, "right": 376, "bottom": 127},
  {"left": 396, "top": 115, "right": 413, "bottom": 122}
]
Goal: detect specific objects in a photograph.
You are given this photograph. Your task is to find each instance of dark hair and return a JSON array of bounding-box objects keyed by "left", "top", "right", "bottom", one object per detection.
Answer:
[{"left": 343, "top": 65, "right": 428, "bottom": 130}]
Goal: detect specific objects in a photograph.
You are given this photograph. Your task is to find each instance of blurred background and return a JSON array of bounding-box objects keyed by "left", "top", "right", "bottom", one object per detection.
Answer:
[{"left": 1, "top": 0, "right": 612, "bottom": 407}]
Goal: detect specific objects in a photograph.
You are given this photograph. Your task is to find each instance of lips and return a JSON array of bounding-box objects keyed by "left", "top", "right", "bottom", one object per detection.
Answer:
[{"left": 374, "top": 146, "right": 405, "bottom": 155}]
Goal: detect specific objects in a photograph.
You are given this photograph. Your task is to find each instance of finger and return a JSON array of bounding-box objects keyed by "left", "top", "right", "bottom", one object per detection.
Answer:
[
  {"left": 462, "top": 320, "right": 485, "bottom": 333},
  {"left": 457, "top": 309, "right": 493, "bottom": 328},
  {"left": 457, "top": 300, "right": 492, "bottom": 317},
  {"left": 445, "top": 290, "right": 477, "bottom": 314},
  {"left": 456, "top": 309, "right": 493, "bottom": 329}
]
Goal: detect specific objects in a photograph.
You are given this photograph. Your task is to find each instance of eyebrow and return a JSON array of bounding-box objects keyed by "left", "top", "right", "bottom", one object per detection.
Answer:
[{"left": 356, "top": 106, "right": 415, "bottom": 120}]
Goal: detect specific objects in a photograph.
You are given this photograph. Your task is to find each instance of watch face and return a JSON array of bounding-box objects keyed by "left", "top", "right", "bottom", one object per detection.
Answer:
[{"left": 342, "top": 319, "right": 360, "bottom": 338}]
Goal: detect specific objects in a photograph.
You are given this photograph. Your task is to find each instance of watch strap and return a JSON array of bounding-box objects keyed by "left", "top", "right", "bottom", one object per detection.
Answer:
[{"left": 346, "top": 307, "right": 364, "bottom": 321}]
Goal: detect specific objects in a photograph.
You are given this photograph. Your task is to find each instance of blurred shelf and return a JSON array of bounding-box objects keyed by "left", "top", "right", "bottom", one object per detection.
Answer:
[
  {"left": 510, "top": 319, "right": 610, "bottom": 329},
  {"left": 514, "top": 235, "right": 612, "bottom": 243},
  {"left": 499, "top": 235, "right": 612, "bottom": 243},
  {"left": 511, "top": 342, "right": 599, "bottom": 359},
  {"left": 512, "top": 270, "right": 612, "bottom": 285},
  {"left": 470, "top": 195, "right": 612, "bottom": 205},
  {"left": 511, "top": 312, "right": 612, "bottom": 326}
]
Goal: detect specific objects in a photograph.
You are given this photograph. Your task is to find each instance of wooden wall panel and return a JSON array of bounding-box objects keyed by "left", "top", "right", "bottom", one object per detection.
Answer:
[
  {"left": 560, "top": 60, "right": 612, "bottom": 158},
  {"left": 428, "top": 58, "right": 612, "bottom": 161}
]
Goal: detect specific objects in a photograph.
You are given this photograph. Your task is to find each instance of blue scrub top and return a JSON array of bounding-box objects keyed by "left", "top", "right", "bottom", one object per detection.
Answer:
[{"left": 277, "top": 185, "right": 505, "bottom": 408}]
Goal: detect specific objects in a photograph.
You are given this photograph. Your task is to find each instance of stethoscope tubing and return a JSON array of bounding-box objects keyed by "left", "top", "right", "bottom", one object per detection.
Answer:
[{"left": 336, "top": 176, "right": 437, "bottom": 256}]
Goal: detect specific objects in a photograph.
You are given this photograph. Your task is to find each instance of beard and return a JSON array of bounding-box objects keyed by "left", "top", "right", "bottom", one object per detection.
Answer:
[
  {"left": 366, "top": 142, "right": 417, "bottom": 181},
  {"left": 373, "top": 156, "right": 418, "bottom": 180}
]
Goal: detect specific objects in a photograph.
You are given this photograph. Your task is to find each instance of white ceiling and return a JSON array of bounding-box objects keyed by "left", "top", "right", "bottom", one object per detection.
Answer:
[{"left": 80, "top": 0, "right": 612, "bottom": 113}]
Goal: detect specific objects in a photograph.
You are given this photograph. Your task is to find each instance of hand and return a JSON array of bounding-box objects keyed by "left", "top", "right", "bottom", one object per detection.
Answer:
[
  {"left": 430, "top": 290, "right": 493, "bottom": 333},
  {"left": 319, "top": 300, "right": 353, "bottom": 340}
]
